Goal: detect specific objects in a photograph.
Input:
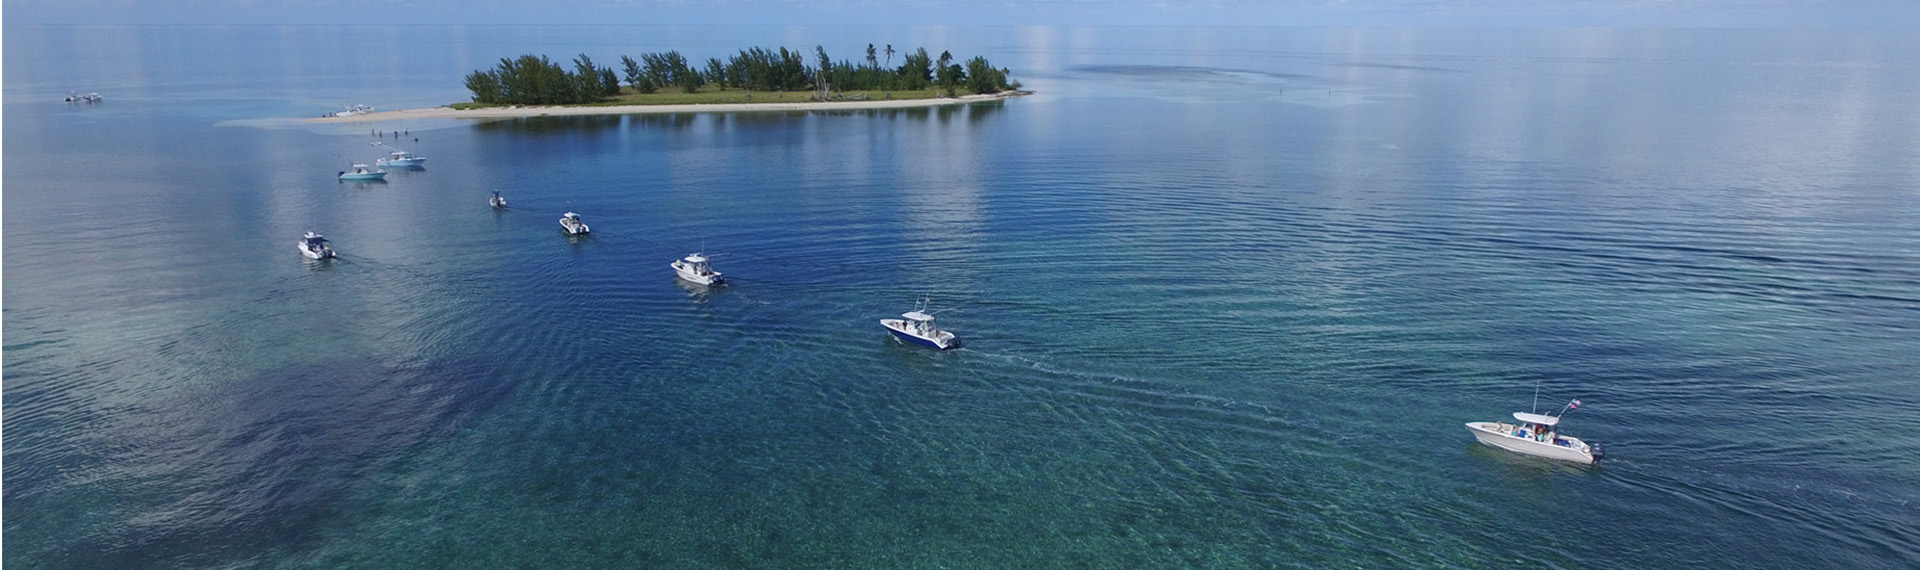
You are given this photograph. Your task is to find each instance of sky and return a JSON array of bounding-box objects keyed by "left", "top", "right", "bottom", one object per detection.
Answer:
[{"left": 4, "top": 0, "right": 1917, "bottom": 27}]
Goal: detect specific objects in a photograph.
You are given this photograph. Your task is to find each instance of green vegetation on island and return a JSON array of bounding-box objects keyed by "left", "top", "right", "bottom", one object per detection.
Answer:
[{"left": 461, "top": 44, "right": 1020, "bottom": 107}]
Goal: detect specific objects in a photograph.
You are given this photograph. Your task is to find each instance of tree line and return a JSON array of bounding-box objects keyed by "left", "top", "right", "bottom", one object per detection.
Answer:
[{"left": 464, "top": 43, "right": 1019, "bottom": 106}]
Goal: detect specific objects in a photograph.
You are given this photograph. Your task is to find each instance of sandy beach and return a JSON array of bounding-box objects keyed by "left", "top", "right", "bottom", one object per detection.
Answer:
[{"left": 310, "top": 91, "right": 1028, "bottom": 123}]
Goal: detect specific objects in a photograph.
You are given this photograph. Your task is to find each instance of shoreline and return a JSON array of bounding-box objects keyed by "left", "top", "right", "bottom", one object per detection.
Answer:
[{"left": 309, "top": 91, "right": 1029, "bottom": 123}]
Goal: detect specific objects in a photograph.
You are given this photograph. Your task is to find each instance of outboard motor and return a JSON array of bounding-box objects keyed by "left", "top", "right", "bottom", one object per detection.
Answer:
[{"left": 1590, "top": 443, "right": 1605, "bottom": 460}]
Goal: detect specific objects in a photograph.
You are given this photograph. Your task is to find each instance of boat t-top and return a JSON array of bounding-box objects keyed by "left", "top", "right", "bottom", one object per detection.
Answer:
[
  {"left": 1465, "top": 399, "right": 1602, "bottom": 464},
  {"left": 338, "top": 164, "right": 387, "bottom": 181},
  {"left": 490, "top": 190, "right": 508, "bottom": 209},
  {"left": 298, "top": 231, "right": 336, "bottom": 259},
  {"left": 671, "top": 252, "right": 723, "bottom": 286},
  {"left": 880, "top": 299, "right": 959, "bottom": 350},
  {"left": 559, "top": 212, "right": 590, "bottom": 235},
  {"left": 371, "top": 141, "right": 425, "bottom": 167}
]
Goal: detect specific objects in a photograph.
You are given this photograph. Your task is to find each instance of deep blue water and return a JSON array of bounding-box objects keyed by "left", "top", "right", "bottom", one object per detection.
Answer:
[{"left": 6, "top": 25, "right": 1919, "bottom": 569}]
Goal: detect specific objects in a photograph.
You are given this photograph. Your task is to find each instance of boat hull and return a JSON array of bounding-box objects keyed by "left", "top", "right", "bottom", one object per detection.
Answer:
[
  {"left": 377, "top": 158, "right": 425, "bottom": 167},
  {"left": 1465, "top": 422, "right": 1595, "bottom": 464},
  {"left": 672, "top": 264, "right": 722, "bottom": 285},
  {"left": 298, "top": 244, "right": 334, "bottom": 259},
  {"left": 339, "top": 173, "right": 386, "bottom": 181},
  {"left": 881, "top": 320, "right": 958, "bottom": 350}
]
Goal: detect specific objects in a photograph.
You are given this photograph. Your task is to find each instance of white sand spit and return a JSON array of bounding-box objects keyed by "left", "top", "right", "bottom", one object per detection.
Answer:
[{"left": 311, "top": 91, "right": 1028, "bottom": 123}]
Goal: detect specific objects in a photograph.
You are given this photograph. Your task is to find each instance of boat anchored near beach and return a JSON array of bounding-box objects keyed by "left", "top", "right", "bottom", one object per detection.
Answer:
[
  {"left": 559, "top": 212, "right": 590, "bottom": 235},
  {"left": 490, "top": 190, "right": 508, "bottom": 208},
  {"left": 338, "top": 164, "right": 387, "bottom": 181},
  {"left": 298, "top": 232, "right": 336, "bottom": 259},
  {"left": 329, "top": 104, "right": 373, "bottom": 117},
  {"left": 881, "top": 299, "right": 959, "bottom": 350},
  {"left": 670, "top": 252, "right": 723, "bottom": 286},
  {"left": 1465, "top": 399, "right": 1602, "bottom": 464},
  {"left": 372, "top": 141, "right": 425, "bottom": 167}
]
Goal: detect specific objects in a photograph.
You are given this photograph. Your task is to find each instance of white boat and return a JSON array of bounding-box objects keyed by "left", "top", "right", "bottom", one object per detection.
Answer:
[
  {"left": 331, "top": 104, "right": 373, "bottom": 117},
  {"left": 375, "top": 151, "right": 425, "bottom": 167},
  {"left": 298, "top": 231, "right": 336, "bottom": 259},
  {"left": 880, "top": 300, "right": 959, "bottom": 350},
  {"left": 1465, "top": 406, "right": 1602, "bottom": 464},
  {"left": 560, "top": 212, "right": 590, "bottom": 235},
  {"left": 371, "top": 141, "right": 425, "bottom": 167},
  {"left": 338, "top": 164, "right": 386, "bottom": 181},
  {"left": 670, "top": 252, "right": 723, "bottom": 285},
  {"left": 489, "top": 191, "right": 507, "bottom": 209}
]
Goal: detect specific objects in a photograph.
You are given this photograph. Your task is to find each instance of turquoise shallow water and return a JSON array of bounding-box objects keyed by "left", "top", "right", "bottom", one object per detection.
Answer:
[{"left": 5, "top": 25, "right": 1920, "bottom": 569}]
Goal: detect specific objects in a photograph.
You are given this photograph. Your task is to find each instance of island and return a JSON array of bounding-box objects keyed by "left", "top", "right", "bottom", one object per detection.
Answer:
[{"left": 311, "top": 44, "right": 1027, "bottom": 124}]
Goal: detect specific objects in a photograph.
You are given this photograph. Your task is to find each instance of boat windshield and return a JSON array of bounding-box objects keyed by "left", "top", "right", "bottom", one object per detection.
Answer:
[{"left": 1505, "top": 422, "right": 1558, "bottom": 442}]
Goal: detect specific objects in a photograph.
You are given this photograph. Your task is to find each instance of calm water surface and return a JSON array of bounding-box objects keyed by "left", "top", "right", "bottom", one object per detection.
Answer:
[{"left": 5, "top": 25, "right": 1919, "bottom": 569}]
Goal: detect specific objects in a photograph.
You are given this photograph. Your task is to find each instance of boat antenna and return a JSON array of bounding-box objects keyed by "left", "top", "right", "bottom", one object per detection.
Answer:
[{"left": 1532, "top": 380, "right": 1541, "bottom": 414}]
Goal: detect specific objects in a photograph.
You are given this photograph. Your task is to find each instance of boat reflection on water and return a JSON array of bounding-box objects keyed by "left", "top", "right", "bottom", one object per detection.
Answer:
[{"left": 673, "top": 276, "right": 718, "bottom": 302}]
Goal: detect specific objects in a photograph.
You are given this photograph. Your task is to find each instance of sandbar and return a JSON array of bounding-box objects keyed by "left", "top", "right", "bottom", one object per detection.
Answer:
[{"left": 310, "top": 91, "right": 1028, "bottom": 123}]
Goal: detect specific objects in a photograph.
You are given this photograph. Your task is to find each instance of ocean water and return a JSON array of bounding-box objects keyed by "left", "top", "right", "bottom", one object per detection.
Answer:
[{"left": 5, "top": 25, "right": 1919, "bottom": 569}]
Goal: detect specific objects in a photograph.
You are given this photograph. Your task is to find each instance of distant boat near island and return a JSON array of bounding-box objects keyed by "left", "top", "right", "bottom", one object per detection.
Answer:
[
  {"left": 371, "top": 141, "right": 425, "bottom": 167},
  {"left": 337, "top": 164, "right": 386, "bottom": 181},
  {"left": 326, "top": 104, "right": 374, "bottom": 118}
]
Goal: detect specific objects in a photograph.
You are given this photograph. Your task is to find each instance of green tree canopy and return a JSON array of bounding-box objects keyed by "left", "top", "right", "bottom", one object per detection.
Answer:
[{"left": 463, "top": 44, "right": 1020, "bottom": 105}]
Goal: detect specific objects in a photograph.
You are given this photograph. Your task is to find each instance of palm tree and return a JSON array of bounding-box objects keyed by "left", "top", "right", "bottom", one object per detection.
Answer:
[
  {"left": 936, "top": 50, "right": 954, "bottom": 94},
  {"left": 884, "top": 44, "right": 897, "bottom": 91}
]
